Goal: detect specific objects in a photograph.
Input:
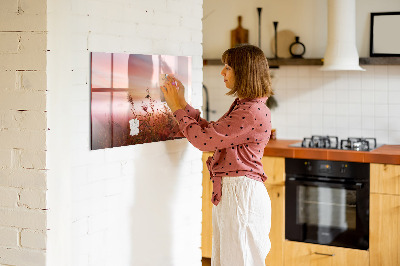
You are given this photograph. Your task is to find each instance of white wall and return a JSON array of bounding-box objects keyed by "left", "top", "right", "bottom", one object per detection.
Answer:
[
  {"left": 203, "top": 0, "right": 400, "bottom": 145},
  {"left": 47, "top": 0, "right": 203, "bottom": 266},
  {"left": 203, "top": 0, "right": 400, "bottom": 58},
  {"left": 0, "top": 0, "right": 48, "bottom": 265}
]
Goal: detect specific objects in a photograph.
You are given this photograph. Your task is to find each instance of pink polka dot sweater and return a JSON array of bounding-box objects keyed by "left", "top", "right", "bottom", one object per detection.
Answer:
[{"left": 173, "top": 97, "right": 271, "bottom": 206}]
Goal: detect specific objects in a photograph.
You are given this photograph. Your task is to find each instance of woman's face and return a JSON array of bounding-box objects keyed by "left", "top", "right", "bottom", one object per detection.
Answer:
[{"left": 221, "top": 64, "right": 235, "bottom": 89}]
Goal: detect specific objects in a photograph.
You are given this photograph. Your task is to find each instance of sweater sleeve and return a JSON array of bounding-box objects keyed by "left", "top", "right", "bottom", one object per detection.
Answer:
[{"left": 173, "top": 106, "right": 256, "bottom": 152}]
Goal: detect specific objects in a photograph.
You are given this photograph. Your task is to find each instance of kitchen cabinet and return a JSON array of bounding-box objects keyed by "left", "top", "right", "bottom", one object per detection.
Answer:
[
  {"left": 201, "top": 154, "right": 286, "bottom": 266},
  {"left": 370, "top": 193, "right": 400, "bottom": 266},
  {"left": 261, "top": 156, "right": 285, "bottom": 186},
  {"left": 201, "top": 152, "right": 213, "bottom": 258},
  {"left": 370, "top": 163, "right": 400, "bottom": 266},
  {"left": 284, "top": 241, "right": 369, "bottom": 266},
  {"left": 264, "top": 184, "right": 284, "bottom": 266},
  {"left": 370, "top": 163, "right": 400, "bottom": 195},
  {"left": 202, "top": 157, "right": 400, "bottom": 265},
  {"left": 261, "top": 156, "right": 285, "bottom": 266}
]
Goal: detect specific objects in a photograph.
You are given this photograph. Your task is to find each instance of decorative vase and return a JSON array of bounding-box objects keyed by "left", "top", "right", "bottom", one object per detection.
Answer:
[{"left": 289, "top": 36, "right": 306, "bottom": 58}]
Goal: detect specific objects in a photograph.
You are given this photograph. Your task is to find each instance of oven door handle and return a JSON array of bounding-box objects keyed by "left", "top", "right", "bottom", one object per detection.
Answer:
[{"left": 287, "top": 177, "right": 364, "bottom": 189}]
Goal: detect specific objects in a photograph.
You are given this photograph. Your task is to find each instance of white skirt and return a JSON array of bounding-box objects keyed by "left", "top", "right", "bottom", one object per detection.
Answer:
[{"left": 212, "top": 176, "right": 271, "bottom": 266}]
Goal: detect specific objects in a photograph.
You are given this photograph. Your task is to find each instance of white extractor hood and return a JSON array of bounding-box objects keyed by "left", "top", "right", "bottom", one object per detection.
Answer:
[{"left": 320, "top": 0, "right": 365, "bottom": 71}]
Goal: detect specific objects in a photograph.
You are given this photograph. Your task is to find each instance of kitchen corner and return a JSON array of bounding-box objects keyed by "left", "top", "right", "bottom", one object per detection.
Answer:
[
  {"left": 202, "top": 0, "right": 400, "bottom": 264},
  {"left": 202, "top": 139, "right": 400, "bottom": 265}
]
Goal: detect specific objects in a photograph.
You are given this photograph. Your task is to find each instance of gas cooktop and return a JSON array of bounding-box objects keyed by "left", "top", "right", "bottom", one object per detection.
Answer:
[{"left": 289, "top": 135, "right": 382, "bottom": 151}]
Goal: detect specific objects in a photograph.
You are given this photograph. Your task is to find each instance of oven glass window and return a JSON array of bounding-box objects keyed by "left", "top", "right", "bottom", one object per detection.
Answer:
[{"left": 297, "top": 186, "right": 356, "bottom": 230}]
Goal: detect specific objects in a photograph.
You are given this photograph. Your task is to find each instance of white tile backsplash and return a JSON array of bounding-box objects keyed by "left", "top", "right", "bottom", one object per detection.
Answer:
[
  {"left": 375, "top": 104, "right": 389, "bottom": 117},
  {"left": 389, "top": 117, "right": 400, "bottom": 131},
  {"left": 388, "top": 76, "right": 400, "bottom": 91},
  {"left": 204, "top": 64, "right": 400, "bottom": 145},
  {"left": 374, "top": 90, "right": 388, "bottom": 104},
  {"left": 388, "top": 65, "right": 400, "bottom": 76},
  {"left": 389, "top": 104, "right": 400, "bottom": 117},
  {"left": 362, "top": 90, "right": 375, "bottom": 103},
  {"left": 374, "top": 65, "right": 388, "bottom": 77},
  {"left": 389, "top": 131, "right": 400, "bottom": 143},
  {"left": 361, "top": 104, "right": 375, "bottom": 117},
  {"left": 388, "top": 91, "right": 400, "bottom": 104},
  {"left": 336, "top": 90, "right": 349, "bottom": 103},
  {"left": 374, "top": 77, "right": 388, "bottom": 91}
]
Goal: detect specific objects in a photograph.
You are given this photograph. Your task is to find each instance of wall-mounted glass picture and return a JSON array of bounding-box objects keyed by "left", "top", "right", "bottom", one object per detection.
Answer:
[
  {"left": 370, "top": 12, "right": 400, "bottom": 57},
  {"left": 90, "top": 52, "right": 192, "bottom": 150}
]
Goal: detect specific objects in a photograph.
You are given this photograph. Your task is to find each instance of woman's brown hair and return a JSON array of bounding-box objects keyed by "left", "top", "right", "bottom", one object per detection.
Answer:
[{"left": 221, "top": 44, "right": 273, "bottom": 99}]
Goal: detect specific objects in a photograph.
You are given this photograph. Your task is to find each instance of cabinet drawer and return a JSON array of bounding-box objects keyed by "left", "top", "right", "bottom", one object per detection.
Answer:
[{"left": 284, "top": 241, "right": 369, "bottom": 266}]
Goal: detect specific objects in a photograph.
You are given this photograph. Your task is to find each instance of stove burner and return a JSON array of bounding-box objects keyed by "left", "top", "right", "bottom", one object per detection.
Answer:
[
  {"left": 294, "top": 136, "right": 378, "bottom": 151},
  {"left": 301, "top": 135, "right": 339, "bottom": 149},
  {"left": 340, "top": 137, "right": 377, "bottom": 151}
]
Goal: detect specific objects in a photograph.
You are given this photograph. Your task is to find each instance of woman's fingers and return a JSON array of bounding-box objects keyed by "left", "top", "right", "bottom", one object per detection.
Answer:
[
  {"left": 166, "top": 75, "right": 186, "bottom": 106},
  {"left": 161, "top": 75, "right": 184, "bottom": 112},
  {"left": 160, "top": 85, "right": 167, "bottom": 95},
  {"left": 165, "top": 79, "right": 179, "bottom": 96},
  {"left": 160, "top": 79, "right": 182, "bottom": 113}
]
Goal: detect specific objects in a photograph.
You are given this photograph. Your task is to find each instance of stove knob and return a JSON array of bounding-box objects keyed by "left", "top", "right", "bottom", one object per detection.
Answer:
[
  {"left": 305, "top": 162, "right": 312, "bottom": 171},
  {"left": 340, "top": 164, "right": 347, "bottom": 174}
]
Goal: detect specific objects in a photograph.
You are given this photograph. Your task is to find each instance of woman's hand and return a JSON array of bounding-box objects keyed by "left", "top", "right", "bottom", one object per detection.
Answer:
[
  {"left": 167, "top": 75, "right": 187, "bottom": 108},
  {"left": 173, "top": 76, "right": 187, "bottom": 108},
  {"left": 160, "top": 76, "right": 184, "bottom": 113}
]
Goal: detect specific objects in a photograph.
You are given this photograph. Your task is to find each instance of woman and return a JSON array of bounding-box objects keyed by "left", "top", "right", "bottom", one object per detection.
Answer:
[{"left": 161, "top": 44, "right": 273, "bottom": 266}]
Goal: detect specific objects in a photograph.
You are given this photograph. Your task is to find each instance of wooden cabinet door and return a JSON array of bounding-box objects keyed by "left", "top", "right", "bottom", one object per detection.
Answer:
[
  {"left": 264, "top": 184, "right": 284, "bottom": 266},
  {"left": 201, "top": 154, "right": 286, "bottom": 263},
  {"left": 370, "top": 193, "right": 400, "bottom": 266},
  {"left": 262, "top": 156, "right": 285, "bottom": 186},
  {"left": 370, "top": 163, "right": 400, "bottom": 195},
  {"left": 284, "top": 241, "right": 369, "bottom": 266},
  {"left": 201, "top": 152, "right": 213, "bottom": 258}
]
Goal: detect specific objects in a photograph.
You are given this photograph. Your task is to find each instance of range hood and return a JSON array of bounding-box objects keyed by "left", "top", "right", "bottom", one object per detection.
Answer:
[{"left": 320, "top": 0, "right": 365, "bottom": 71}]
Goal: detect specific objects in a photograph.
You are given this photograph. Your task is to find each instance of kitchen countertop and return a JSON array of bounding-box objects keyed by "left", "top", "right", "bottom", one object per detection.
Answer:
[{"left": 263, "top": 139, "right": 400, "bottom": 165}]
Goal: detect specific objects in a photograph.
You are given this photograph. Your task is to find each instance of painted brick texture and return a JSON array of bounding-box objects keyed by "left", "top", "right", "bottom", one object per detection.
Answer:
[
  {"left": 2, "top": 0, "right": 203, "bottom": 265},
  {"left": 0, "top": 0, "right": 48, "bottom": 265},
  {"left": 46, "top": 0, "right": 203, "bottom": 266}
]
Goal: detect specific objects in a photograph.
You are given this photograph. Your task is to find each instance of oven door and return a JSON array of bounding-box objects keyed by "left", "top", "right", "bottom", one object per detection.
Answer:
[{"left": 285, "top": 177, "right": 369, "bottom": 250}]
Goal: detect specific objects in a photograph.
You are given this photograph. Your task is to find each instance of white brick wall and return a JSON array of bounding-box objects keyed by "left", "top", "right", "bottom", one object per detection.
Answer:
[
  {"left": 47, "top": 1, "right": 203, "bottom": 266},
  {"left": 0, "top": 227, "right": 19, "bottom": 247},
  {"left": 0, "top": 0, "right": 48, "bottom": 265},
  {"left": 21, "top": 229, "right": 47, "bottom": 250}
]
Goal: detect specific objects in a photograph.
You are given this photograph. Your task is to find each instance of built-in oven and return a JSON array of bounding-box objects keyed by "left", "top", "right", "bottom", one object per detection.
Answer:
[{"left": 285, "top": 158, "right": 369, "bottom": 250}]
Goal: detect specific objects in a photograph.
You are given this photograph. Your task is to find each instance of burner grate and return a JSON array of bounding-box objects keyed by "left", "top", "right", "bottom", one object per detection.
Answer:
[
  {"left": 340, "top": 137, "right": 377, "bottom": 151},
  {"left": 301, "top": 135, "right": 339, "bottom": 149}
]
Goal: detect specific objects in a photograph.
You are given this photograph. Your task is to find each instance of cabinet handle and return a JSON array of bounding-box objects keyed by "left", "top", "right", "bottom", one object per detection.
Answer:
[{"left": 314, "top": 252, "right": 335, "bottom": 257}]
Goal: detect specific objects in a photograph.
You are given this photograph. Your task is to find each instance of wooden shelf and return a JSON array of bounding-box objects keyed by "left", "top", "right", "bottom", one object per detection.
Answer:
[
  {"left": 268, "top": 58, "right": 322, "bottom": 67},
  {"left": 203, "top": 57, "right": 400, "bottom": 67},
  {"left": 359, "top": 57, "right": 400, "bottom": 65},
  {"left": 203, "top": 58, "right": 323, "bottom": 67}
]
